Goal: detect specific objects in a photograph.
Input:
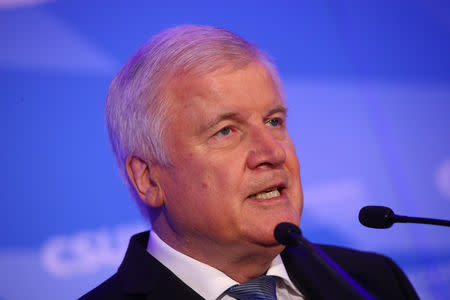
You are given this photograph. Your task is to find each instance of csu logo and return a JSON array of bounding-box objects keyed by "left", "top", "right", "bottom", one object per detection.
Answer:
[{"left": 41, "top": 223, "right": 145, "bottom": 277}]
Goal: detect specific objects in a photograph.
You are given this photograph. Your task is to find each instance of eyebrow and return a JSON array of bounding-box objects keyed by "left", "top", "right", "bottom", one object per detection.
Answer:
[
  {"left": 265, "top": 105, "right": 288, "bottom": 118},
  {"left": 204, "top": 112, "right": 243, "bottom": 131},
  {"left": 203, "top": 104, "right": 288, "bottom": 131}
]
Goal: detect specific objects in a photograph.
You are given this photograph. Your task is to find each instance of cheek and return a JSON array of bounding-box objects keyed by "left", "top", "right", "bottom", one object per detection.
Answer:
[
  {"left": 284, "top": 142, "right": 302, "bottom": 200},
  {"left": 172, "top": 149, "right": 246, "bottom": 209},
  {"left": 200, "top": 167, "right": 231, "bottom": 194},
  {"left": 284, "top": 143, "right": 299, "bottom": 168},
  {"left": 175, "top": 158, "right": 222, "bottom": 198},
  {"left": 197, "top": 162, "right": 244, "bottom": 209}
]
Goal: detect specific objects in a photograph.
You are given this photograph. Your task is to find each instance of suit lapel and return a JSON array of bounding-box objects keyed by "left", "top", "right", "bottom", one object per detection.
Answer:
[
  {"left": 117, "top": 231, "right": 204, "bottom": 300},
  {"left": 118, "top": 232, "right": 363, "bottom": 300}
]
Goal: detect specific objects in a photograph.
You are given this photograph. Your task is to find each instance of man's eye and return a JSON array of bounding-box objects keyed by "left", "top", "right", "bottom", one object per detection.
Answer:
[
  {"left": 216, "top": 127, "right": 231, "bottom": 137},
  {"left": 267, "top": 118, "right": 282, "bottom": 127}
]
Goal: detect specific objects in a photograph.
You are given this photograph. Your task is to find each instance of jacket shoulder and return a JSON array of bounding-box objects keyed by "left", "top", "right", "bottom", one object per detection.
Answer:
[
  {"left": 317, "top": 244, "right": 419, "bottom": 299},
  {"left": 79, "top": 273, "right": 123, "bottom": 300},
  {"left": 317, "top": 244, "right": 405, "bottom": 274}
]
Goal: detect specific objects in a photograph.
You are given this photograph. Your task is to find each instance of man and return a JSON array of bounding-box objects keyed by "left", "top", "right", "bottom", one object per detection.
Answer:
[{"left": 81, "top": 25, "right": 418, "bottom": 299}]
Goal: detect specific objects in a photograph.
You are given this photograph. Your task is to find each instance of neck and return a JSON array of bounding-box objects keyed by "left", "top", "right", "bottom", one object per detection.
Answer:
[
  {"left": 152, "top": 219, "right": 284, "bottom": 283},
  {"left": 176, "top": 237, "right": 283, "bottom": 283},
  {"left": 216, "top": 247, "right": 283, "bottom": 283}
]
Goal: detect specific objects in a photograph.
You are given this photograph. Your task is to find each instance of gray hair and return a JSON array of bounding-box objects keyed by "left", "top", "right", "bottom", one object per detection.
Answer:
[{"left": 105, "top": 25, "right": 283, "bottom": 220}]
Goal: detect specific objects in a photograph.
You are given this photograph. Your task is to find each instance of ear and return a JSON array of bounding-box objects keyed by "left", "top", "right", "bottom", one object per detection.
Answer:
[{"left": 126, "top": 156, "right": 164, "bottom": 208}]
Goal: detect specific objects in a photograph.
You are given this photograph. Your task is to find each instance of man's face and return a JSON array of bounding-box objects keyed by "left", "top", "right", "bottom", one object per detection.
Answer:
[{"left": 154, "top": 62, "right": 303, "bottom": 254}]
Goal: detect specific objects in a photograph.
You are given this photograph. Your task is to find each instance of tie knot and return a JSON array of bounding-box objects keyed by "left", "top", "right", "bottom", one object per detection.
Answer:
[{"left": 226, "top": 275, "right": 277, "bottom": 300}]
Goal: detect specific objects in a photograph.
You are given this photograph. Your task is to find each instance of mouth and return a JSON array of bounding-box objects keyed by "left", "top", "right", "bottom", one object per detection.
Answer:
[{"left": 247, "top": 184, "right": 286, "bottom": 200}]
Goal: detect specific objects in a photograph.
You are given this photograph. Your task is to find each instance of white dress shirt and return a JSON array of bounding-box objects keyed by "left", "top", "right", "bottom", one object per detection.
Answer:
[{"left": 147, "top": 230, "right": 304, "bottom": 300}]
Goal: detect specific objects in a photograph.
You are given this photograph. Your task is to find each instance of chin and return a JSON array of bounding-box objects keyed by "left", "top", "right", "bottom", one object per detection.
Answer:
[
  {"left": 240, "top": 205, "right": 301, "bottom": 247},
  {"left": 250, "top": 218, "right": 299, "bottom": 247},
  {"left": 274, "top": 209, "right": 301, "bottom": 228}
]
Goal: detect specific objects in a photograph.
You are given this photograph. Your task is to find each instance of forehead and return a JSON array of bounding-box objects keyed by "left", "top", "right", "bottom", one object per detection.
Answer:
[{"left": 167, "top": 62, "right": 285, "bottom": 116}]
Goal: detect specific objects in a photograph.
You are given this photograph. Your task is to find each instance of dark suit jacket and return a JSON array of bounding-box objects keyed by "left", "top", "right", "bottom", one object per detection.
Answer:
[{"left": 79, "top": 231, "right": 419, "bottom": 300}]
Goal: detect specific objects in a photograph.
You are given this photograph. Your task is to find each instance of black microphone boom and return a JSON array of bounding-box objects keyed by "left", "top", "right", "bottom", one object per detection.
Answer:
[
  {"left": 274, "top": 222, "right": 375, "bottom": 300},
  {"left": 359, "top": 206, "right": 450, "bottom": 229}
]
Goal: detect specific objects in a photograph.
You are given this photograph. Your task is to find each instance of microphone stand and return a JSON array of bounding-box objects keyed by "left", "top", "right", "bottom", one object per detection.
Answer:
[
  {"left": 295, "top": 235, "right": 374, "bottom": 300},
  {"left": 394, "top": 214, "right": 450, "bottom": 227},
  {"left": 275, "top": 223, "right": 375, "bottom": 300},
  {"left": 359, "top": 205, "right": 450, "bottom": 229}
]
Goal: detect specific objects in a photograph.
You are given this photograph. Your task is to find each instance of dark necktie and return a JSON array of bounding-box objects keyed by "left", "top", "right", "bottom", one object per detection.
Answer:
[{"left": 225, "top": 275, "right": 277, "bottom": 300}]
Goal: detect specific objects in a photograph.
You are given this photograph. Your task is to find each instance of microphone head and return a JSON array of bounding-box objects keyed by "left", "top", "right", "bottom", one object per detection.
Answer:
[
  {"left": 274, "top": 222, "right": 302, "bottom": 246},
  {"left": 359, "top": 206, "right": 395, "bottom": 229}
]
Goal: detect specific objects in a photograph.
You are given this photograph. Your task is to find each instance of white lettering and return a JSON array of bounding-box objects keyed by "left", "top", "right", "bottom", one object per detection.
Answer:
[{"left": 41, "top": 222, "right": 146, "bottom": 277}]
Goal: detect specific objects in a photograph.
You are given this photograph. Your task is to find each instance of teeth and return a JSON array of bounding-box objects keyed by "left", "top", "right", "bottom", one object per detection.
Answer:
[{"left": 251, "top": 189, "right": 281, "bottom": 200}]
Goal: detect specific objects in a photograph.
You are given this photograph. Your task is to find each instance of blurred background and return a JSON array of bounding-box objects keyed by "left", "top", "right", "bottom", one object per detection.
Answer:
[{"left": 1, "top": 0, "right": 449, "bottom": 299}]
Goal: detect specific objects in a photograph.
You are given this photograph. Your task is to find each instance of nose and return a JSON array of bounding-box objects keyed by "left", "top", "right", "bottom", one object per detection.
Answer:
[{"left": 246, "top": 126, "right": 287, "bottom": 170}]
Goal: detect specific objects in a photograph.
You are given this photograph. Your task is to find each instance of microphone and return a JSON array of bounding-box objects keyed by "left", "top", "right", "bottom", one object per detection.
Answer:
[
  {"left": 359, "top": 206, "right": 450, "bottom": 229},
  {"left": 274, "top": 222, "right": 375, "bottom": 300},
  {"left": 273, "top": 222, "right": 303, "bottom": 247}
]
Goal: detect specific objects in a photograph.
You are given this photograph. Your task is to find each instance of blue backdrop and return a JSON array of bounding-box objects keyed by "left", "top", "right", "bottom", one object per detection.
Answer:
[{"left": 1, "top": 1, "right": 449, "bottom": 299}]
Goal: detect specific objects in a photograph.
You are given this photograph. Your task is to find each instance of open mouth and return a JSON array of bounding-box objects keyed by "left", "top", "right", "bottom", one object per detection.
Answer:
[{"left": 248, "top": 185, "right": 285, "bottom": 200}]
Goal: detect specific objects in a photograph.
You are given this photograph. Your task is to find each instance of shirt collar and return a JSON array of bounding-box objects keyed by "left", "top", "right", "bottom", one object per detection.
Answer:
[
  {"left": 267, "top": 254, "right": 299, "bottom": 293},
  {"left": 147, "top": 230, "right": 298, "bottom": 300}
]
